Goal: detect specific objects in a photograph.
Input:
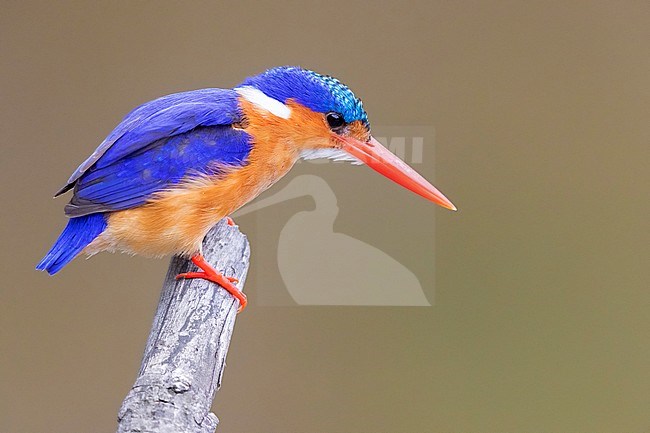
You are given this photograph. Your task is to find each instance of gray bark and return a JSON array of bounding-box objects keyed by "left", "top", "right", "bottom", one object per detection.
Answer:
[{"left": 116, "top": 219, "right": 250, "bottom": 433}]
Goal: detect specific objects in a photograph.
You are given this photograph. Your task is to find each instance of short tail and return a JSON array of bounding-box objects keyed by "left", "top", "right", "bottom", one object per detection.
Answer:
[{"left": 36, "top": 213, "right": 108, "bottom": 275}]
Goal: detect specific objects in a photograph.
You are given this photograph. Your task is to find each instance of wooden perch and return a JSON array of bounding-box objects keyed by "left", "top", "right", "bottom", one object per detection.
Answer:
[{"left": 116, "top": 219, "right": 250, "bottom": 433}]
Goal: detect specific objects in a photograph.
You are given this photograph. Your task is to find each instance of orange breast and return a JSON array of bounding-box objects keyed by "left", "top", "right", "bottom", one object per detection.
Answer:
[{"left": 87, "top": 98, "right": 329, "bottom": 258}]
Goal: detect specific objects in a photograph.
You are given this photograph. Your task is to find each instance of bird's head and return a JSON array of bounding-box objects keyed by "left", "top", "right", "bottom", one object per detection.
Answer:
[{"left": 235, "top": 66, "right": 456, "bottom": 211}]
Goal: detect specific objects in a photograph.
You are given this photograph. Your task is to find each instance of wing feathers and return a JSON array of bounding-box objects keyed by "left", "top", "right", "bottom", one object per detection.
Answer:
[
  {"left": 65, "top": 126, "right": 251, "bottom": 217},
  {"left": 59, "top": 88, "right": 243, "bottom": 193},
  {"left": 58, "top": 88, "right": 252, "bottom": 217}
]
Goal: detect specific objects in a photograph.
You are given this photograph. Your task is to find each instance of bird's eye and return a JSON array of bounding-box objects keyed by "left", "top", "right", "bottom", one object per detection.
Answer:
[{"left": 326, "top": 112, "right": 345, "bottom": 130}]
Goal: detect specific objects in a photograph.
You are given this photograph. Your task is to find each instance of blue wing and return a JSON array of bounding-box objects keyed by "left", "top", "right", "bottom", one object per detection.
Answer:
[
  {"left": 59, "top": 88, "right": 252, "bottom": 217},
  {"left": 57, "top": 88, "right": 244, "bottom": 195}
]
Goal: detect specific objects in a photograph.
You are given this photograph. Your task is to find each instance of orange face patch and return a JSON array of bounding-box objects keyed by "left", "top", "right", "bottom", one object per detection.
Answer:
[
  {"left": 240, "top": 99, "right": 332, "bottom": 154},
  {"left": 345, "top": 120, "right": 371, "bottom": 143},
  {"left": 240, "top": 98, "right": 370, "bottom": 154}
]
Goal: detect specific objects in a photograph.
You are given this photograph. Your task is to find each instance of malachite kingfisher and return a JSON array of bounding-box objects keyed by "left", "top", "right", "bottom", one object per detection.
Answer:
[{"left": 37, "top": 66, "right": 456, "bottom": 312}]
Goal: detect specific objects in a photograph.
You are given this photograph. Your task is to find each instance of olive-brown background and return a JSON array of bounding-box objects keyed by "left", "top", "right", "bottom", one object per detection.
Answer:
[{"left": 1, "top": 1, "right": 648, "bottom": 432}]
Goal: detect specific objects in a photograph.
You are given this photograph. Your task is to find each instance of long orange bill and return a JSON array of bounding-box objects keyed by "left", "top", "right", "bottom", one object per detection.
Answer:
[{"left": 340, "top": 136, "right": 457, "bottom": 211}]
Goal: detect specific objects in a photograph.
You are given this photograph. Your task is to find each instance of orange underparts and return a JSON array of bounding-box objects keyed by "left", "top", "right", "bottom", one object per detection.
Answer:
[{"left": 176, "top": 254, "right": 247, "bottom": 313}]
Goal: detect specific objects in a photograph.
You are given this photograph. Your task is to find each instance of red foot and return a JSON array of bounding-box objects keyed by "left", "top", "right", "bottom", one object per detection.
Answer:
[
  {"left": 176, "top": 254, "right": 247, "bottom": 312},
  {"left": 226, "top": 216, "right": 235, "bottom": 226}
]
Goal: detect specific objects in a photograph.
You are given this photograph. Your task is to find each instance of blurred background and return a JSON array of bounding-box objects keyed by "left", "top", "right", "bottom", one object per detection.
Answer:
[{"left": 1, "top": 1, "right": 649, "bottom": 432}]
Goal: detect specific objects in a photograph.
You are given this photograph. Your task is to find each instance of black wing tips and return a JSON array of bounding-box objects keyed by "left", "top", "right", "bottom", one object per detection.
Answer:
[
  {"left": 63, "top": 198, "right": 104, "bottom": 218},
  {"left": 54, "top": 182, "right": 74, "bottom": 198}
]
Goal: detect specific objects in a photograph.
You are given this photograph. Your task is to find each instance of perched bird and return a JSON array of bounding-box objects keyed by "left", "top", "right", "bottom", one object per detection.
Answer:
[{"left": 37, "top": 66, "right": 456, "bottom": 312}]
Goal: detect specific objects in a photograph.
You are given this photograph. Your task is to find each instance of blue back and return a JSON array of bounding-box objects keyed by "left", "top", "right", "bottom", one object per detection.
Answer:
[
  {"left": 60, "top": 88, "right": 251, "bottom": 217},
  {"left": 66, "top": 126, "right": 250, "bottom": 216},
  {"left": 62, "top": 89, "right": 244, "bottom": 189}
]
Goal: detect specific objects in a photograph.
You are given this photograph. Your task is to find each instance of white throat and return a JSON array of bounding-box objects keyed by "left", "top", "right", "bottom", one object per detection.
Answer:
[{"left": 300, "top": 148, "right": 363, "bottom": 164}]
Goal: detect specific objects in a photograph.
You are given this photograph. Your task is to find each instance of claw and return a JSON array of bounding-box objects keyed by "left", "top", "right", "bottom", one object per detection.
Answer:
[
  {"left": 176, "top": 272, "right": 206, "bottom": 280},
  {"left": 176, "top": 254, "right": 247, "bottom": 312}
]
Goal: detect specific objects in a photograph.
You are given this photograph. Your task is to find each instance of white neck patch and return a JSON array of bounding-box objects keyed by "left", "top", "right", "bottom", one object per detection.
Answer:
[{"left": 235, "top": 86, "right": 291, "bottom": 119}]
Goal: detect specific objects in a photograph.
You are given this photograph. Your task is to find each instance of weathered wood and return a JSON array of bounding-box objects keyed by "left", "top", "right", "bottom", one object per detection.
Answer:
[{"left": 116, "top": 219, "right": 250, "bottom": 433}]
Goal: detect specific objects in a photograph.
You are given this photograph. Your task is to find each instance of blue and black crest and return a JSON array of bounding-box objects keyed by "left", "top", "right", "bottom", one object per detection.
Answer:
[{"left": 239, "top": 66, "right": 370, "bottom": 129}]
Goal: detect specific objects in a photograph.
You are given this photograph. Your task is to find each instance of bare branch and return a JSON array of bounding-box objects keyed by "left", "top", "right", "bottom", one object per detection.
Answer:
[{"left": 116, "top": 219, "right": 249, "bottom": 433}]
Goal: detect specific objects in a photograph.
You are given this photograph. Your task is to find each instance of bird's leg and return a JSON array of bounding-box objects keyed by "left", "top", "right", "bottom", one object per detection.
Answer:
[
  {"left": 225, "top": 216, "right": 235, "bottom": 226},
  {"left": 176, "top": 254, "right": 247, "bottom": 312}
]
